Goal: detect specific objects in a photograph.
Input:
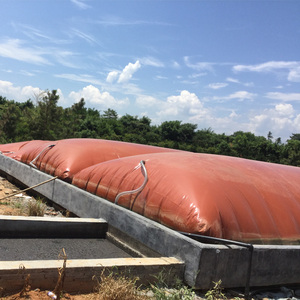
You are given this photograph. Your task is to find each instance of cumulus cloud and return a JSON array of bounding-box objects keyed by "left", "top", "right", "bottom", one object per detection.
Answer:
[
  {"left": 156, "top": 90, "right": 204, "bottom": 118},
  {"left": 0, "top": 80, "right": 41, "bottom": 102},
  {"left": 106, "top": 60, "right": 141, "bottom": 84},
  {"left": 136, "top": 95, "right": 160, "bottom": 107},
  {"left": 0, "top": 39, "right": 50, "bottom": 65},
  {"left": 106, "top": 71, "right": 119, "bottom": 83},
  {"left": 265, "top": 92, "right": 300, "bottom": 102},
  {"left": 118, "top": 60, "right": 141, "bottom": 83},
  {"left": 248, "top": 103, "right": 300, "bottom": 141},
  {"left": 69, "top": 85, "right": 129, "bottom": 109},
  {"left": 275, "top": 103, "right": 294, "bottom": 116}
]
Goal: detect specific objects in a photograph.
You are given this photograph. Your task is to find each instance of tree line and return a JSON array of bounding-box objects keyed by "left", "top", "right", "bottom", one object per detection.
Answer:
[{"left": 0, "top": 90, "right": 300, "bottom": 166}]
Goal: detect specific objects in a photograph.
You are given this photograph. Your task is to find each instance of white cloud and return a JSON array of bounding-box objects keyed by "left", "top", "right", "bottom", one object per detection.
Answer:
[
  {"left": 294, "top": 114, "right": 300, "bottom": 129},
  {"left": 167, "top": 90, "right": 201, "bottom": 106},
  {"left": 184, "top": 56, "right": 214, "bottom": 72},
  {"left": 155, "top": 75, "right": 168, "bottom": 80},
  {"left": 139, "top": 57, "right": 164, "bottom": 67},
  {"left": 230, "top": 110, "right": 238, "bottom": 118},
  {"left": 233, "top": 61, "right": 299, "bottom": 72},
  {"left": 156, "top": 90, "right": 204, "bottom": 118},
  {"left": 69, "top": 85, "right": 129, "bottom": 109},
  {"left": 288, "top": 67, "right": 300, "bottom": 82},
  {"left": 70, "top": 0, "right": 90, "bottom": 9},
  {"left": 54, "top": 50, "right": 81, "bottom": 69},
  {"left": 106, "top": 71, "right": 120, "bottom": 83},
  {"left": 213, "top": 91, "right": 256, "bottom": 102},
  {"left": 69, "top": 28, "right": 98, "bottom": 45},
  {"left": 171, "top": 61, "right": 180, "bottom": 69},
  {"left": 265, "top": 92, "right": 300, "bottom": 101},
  {"left": 0, "top": 39, "right": 50, "bottom": 65},
  {"left": 248, "top": 103, "right": 300, "bottom": 141},
  {"left": 55, "top": 73, "right": 103, "bottom": 86},
  {"left": 227, "top": 91, "right": 255, "bottom": 100},
  {"left": 233, "top": 61, "right": 300, "bottom": 83},
  {"left": 189, "top": 73, "right": 206, "bottom": 79},
  {"left": 136, "top": 95, "right": 160, "bottom": 107},
  {"left": 208, "top": 82, "right": 228, "bottom": 90},
  {"left": 226, "top": 77, "right": 253, "bottom": 87},
  {"left": 0, "top": 80, "right": 41, "bottom": 102},
  {"left": 275, "top": 103, "right": 294, "bottom": 116},
  {"left": 106, "top": 61, "right": 141, "bottom": 84},
  {"left": 226, "top": 77, "right": 240, "bottom": 84},
  {"left": 118, "top": 60, "right": 141, "bottom": 83}
]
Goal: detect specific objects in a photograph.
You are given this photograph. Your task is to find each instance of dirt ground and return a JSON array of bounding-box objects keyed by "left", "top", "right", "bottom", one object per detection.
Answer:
[
  {"left": 0, "top": 290, "right": 92, "bottom": 300},
  {"left": 0, "top": 176, "right": 63, "bottom": 217}
]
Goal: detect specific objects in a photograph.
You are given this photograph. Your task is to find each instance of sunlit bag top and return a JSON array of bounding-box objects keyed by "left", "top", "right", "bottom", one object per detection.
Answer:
[{"left": 19, "top": 139, "right": 177, "bottom": 181}]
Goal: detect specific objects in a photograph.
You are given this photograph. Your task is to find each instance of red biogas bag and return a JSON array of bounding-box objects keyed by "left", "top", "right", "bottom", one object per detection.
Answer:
[
  {"left": 0, "top": 141, "right": 30, "bottom": 160},
  {"left": 19, "top": 140, "right": 56, "bottom": 165},
  {"left": 20, "top": 139, "right": 177, "bottom": 181},
  {"left": 73, "top": 152, "right": 300, "bottom": 244}
]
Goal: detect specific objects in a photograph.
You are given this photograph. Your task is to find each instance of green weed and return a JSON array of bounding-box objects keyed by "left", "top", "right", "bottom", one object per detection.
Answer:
[{"left": 205, "top": 280, "right": 227, "bottom": 300}]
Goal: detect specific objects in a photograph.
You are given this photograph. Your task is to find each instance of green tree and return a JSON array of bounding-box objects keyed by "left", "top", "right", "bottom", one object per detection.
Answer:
[
  {"left": 102, "top": 108, "right": 118, "bottom": 119},
  {"left": 159, "top": 120, "right": 181, "bottom": 142},
  {"left": 281, "top": 139, "right": 300, "bottom": 166},
  {"left": 31, "top": 90, "right": 63, "bottom": 140},
  {"left": 0, "top": 101, "right": 22, "bottom": 142}
]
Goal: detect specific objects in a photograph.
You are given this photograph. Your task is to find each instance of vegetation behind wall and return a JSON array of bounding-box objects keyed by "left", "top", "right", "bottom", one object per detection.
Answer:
[{"left": 1, "top": 91, "right": 299, "bottom": 166}]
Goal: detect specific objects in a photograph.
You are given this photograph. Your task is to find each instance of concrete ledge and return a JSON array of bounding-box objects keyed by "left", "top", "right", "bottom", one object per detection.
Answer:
[
  {"left": 2, "top": 155, "right": 300, "bottom": 289},
  {"left": 0, "top": 215, "right": 108, "bottom": 238},
  {"left": 0, "top": 257, "right": 184, "bottom": 294}
]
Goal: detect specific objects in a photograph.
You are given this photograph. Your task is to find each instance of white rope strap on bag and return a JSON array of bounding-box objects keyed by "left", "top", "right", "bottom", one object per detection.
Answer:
[
  {"left": 115, "top": 160, "right": 148, "bottom": 205},
  {"left": 29, "top": 144, "right": 56, "bottom": 168}
]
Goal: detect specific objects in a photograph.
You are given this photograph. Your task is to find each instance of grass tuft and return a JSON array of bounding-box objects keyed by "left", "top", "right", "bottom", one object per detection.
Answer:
[
  {"left": 27, "top": 199, "right": 46, "bottom": 216},
  {"left": 93, "top": 270, "right": 147, "bottom": 300}
]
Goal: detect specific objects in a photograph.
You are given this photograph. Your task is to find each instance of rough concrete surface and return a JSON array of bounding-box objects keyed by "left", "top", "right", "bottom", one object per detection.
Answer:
[{"left": 0, "top": 238, "right": 131, "bottom": 261}]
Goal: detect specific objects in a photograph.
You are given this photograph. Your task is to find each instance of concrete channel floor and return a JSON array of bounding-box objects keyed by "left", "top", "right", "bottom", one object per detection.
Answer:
[{"left": 0, "top": 238, "right": 132, "bottom": 261}]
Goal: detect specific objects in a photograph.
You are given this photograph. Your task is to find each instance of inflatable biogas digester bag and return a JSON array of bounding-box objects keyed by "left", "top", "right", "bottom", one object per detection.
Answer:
[{"left": 2, "top": 139, "right": 300, "bottom": 244}]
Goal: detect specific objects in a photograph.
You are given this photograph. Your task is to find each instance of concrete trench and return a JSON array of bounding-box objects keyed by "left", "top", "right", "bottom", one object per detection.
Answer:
[
  {"left": 1, "top": 154, "right": 300, "bottom": 293},
  {"left": 0, "top": 215, "right": 183, "bottom": 294}
]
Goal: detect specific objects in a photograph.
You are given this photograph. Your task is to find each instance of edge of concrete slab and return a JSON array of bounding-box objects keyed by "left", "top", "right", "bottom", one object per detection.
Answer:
[
  {"left": 0, "top": 257, "right": 184, "bottom": 294},
  {"left": 0, "top": 215, "right": 108, "bottom": 238},
  {"left": 1, "top": 155, "right": 300, "bottom": 289}
]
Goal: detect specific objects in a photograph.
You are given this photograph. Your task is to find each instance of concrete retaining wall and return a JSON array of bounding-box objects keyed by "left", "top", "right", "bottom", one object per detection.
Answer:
[{"left": 1, "top": 155, "right": 300, "bottom": 289}]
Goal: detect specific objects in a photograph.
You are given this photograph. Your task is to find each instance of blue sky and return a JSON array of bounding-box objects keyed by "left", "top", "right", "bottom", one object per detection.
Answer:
[{"left": 0, "top": 0, "right": 300, "bottom": 141}]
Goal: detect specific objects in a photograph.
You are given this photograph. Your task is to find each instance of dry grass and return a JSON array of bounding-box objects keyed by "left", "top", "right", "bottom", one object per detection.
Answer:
[
  {"left": 26, "top": 199, "right": 46, "bottom": 216},
  {"left": 92, "top": 270, "right": 148, "bottom": 300}
]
